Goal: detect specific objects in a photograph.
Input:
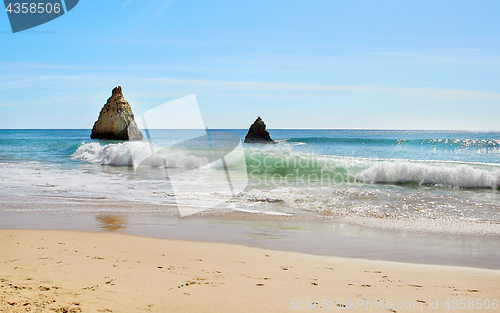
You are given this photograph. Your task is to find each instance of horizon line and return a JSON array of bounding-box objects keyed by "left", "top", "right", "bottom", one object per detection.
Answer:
[{"left": 1, "top": 128, "right": 499, "bottom": 132}]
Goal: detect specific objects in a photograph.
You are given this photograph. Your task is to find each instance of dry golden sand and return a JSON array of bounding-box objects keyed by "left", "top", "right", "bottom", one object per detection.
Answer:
[{"left": 1, "top": 229, "right": 499, "bottom": 312}]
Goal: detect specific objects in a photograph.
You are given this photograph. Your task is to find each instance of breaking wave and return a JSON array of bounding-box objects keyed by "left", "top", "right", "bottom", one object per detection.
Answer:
[
  {"left": 73, "top": 143, "right": 500, "bottom": 189},
  {"left": 72, "top": 142, "right": 209, "bottom": 168},
  {"left": 245, "top": 149, "right": 500, "bottom": 189},
  {"left": 356, "top": 161, "right": 500, "bottom": 188}
]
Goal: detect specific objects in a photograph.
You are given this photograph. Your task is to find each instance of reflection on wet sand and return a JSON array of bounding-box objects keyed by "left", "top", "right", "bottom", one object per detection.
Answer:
[{"left": 96, "top": 214, "right": 127, "bottom": 231}]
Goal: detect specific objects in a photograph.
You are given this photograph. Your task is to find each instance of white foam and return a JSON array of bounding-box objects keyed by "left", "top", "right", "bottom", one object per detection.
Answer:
[
  {"left": 341, "top": 216, "right": 500, "bottom": 236},
  {"left": 0, "top": 162, "right": 178, "bottom": 210},
  {"left": 72, "top": 142, "right": 209, "bottom": 169},
  {"left": 356, "top": 161, "right": 500, "bottom": 188}
]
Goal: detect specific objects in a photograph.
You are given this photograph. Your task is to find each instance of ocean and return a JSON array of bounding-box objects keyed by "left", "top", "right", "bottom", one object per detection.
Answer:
[{"left": 1, "top": 129, "right": 500, "bottom": 268}]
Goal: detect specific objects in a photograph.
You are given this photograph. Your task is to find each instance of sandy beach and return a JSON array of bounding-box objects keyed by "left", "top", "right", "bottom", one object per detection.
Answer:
[
  {"left": 1, "top": 229, "right": 499, "bottom": 312},
  {"left": 3, "top": 0, "right": 500, "bottom": 311}
]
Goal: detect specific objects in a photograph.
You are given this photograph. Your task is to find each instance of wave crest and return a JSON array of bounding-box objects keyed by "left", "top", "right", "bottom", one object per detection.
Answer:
[
  {"left": 72, "top": 142, "right": 209, "bottom": 168},
  {"left": 357, "top": 161, "right": 500, "bottom": 188}
]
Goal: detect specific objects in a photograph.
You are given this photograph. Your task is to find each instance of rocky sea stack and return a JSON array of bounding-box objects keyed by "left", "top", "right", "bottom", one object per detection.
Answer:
[
  {"left": 90, "top": 86, "right": 144, "bottom": 141},
  {"left": 244, "top": 117, "right": 275, "bottom": 144}
]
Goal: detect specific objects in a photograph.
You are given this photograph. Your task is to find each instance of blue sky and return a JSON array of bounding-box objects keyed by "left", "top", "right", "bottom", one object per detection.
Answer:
[{"left": 1, "top": 0, "right": 500, "bottom": 129}]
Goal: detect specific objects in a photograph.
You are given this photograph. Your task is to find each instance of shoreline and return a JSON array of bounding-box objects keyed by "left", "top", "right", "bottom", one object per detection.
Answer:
[
  {"left": 1, "top": 229, "right": 499, "bottom": 312},
  {"left": 1, "top": 211, "right": 500, "bottom": 271}
]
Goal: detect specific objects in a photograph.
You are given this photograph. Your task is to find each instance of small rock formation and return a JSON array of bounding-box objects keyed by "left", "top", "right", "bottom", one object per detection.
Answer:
[
  {"left": 90, "top": 86, "right": 144, "bottom": 141},
  {"left": 244, "top": 117, "right": 275, "bottom": 144}
]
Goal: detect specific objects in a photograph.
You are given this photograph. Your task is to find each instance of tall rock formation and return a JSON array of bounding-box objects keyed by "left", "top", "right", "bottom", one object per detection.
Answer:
[
  {"left": 244, "top": 117, "right": 275, "bottom": 144},
  {"left": 90, "top": 86, "right": 144, "bottom": 141}
]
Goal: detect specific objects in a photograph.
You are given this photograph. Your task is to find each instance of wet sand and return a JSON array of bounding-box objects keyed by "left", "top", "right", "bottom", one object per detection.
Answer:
[{"left": 1, "top": 211, "right": 500, "bottom": 270}]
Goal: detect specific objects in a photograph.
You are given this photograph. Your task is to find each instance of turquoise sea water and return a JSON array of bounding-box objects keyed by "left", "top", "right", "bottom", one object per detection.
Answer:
[
  {"left": 1, "top": 129, "right": 500, "bottom": 236},
  {"left": 2, "top": 129, "right": 500, "bottom": 164}
]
